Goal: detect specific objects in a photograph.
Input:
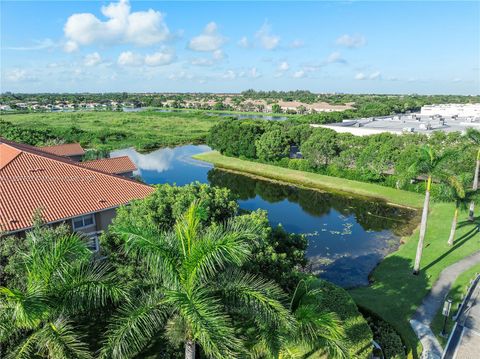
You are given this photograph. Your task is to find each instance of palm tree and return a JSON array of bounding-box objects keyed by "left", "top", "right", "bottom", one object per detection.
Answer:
[
  {"left": 447, "top": 186, "right": 478, "bottom": 246},
  {"left": 444, "top": 176, "right": 466, "bottom": 246},
  {"left": 101, "top": 201, "right": 293, "bottom": 359},
  {"left": 403, "top": 146, "right": 455, "bottom": 274},
  {"left": 250, "top": 277, "right": 347, "bottom": 359},
  {"left": 0, "top": 226, "right": 125, "bottom": 359},
  {"left": 465, "top": 128, "right": 480, "bottom": 220}
]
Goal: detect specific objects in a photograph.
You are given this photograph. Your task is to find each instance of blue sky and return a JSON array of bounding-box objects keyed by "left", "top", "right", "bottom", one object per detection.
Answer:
[{"left": 1, "top": 0, "right": 479, "bottom": 94}]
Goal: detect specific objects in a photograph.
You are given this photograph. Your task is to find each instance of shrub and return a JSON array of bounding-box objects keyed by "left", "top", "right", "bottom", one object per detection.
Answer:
[
  {"left": 314, "top": 280, "right": 373, "bottom": 359},
  {"left": 361, "top": 308, "right": 406, "bottom": 359}
]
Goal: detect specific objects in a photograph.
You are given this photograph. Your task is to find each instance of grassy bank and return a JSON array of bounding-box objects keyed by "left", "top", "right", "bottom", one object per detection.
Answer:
[
  {"left": 194, "top": 151, "right": 480, "bottom": 357},
  {"left": 194, "top": 151, "right": 423, "bottom": 208},
  {"left": 2, "top": 110, "right": 219, "bottom": 151}
]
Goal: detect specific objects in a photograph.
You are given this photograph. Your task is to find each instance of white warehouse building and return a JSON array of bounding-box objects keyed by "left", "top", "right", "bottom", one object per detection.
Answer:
[{"left": 420, "top": 103, "right": 480, "bottom": 117}]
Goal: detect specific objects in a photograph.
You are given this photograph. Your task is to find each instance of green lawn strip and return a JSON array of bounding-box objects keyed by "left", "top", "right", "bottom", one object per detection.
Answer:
[
  {"left": 194, "top": 151, "right": 480, "bottom": 357},
  {"left": 430, "top": 263, "right": 480, "bottom": 347},
  {"left": 2, "top": 111, "right": 219, "bottom": 151},
  {"left": 193, "top": 151, "right": 424, "bottom": 208}
]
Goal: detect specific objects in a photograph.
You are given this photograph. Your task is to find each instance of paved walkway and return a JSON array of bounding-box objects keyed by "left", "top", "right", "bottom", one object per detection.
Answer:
[
  {"left": 444, "top": 276, "right": 480, "bottom": 359},
  {"left": 410, "top": 250, "right": 480, "bottom": 359}
]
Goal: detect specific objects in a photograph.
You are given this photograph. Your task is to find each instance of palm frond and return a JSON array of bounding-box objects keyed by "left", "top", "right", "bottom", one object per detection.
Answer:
[
  {"left": 0, "top": 285, "right": 48, "bottom": 330},
  {"left": 100, "top": 290, "right": 169, "bottom": 359},
  {"left": 294, "top": 306, "right": 347, "bottom": 359},
  {"left": 25, "top": 232, "right": 90, "bottom": 288},
  {"left": 5, "top": 330, "right": 41, "bottom": 359},
  {"left": 53, "top": 261, "right": 127, "bottom": 315},
  {"left": 215, "top": 269, "right": 293, "bottom": 331},
  {"left": 35, "top": 318, "right": 92, "bottom": 359},
  {"left": 114, "top": 223, "right": 180, "bottom": 288},
  {"left": 164, "top": 288, "right": 243, "bottom": 359},
  {"left": 175, "top": 200, "right": 206, "bottom": 257},
  {"left": 182, "top": 225, "right": 252, "bottom": 286}
]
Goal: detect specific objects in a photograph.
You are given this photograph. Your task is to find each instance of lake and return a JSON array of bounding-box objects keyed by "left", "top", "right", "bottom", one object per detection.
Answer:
[{"left": 111, "top": 145, "right": 416, "bottom": 288}]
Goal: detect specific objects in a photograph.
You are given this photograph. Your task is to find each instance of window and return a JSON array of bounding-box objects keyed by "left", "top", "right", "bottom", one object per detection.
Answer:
[{"left": 72, "top": 214, "right": 95, "bottom": 230}]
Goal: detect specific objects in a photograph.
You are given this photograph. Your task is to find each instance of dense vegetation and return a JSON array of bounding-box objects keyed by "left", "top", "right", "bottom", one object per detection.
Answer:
[
  {"left": 1, "top": 183, "right": 374, "bottom": 358},
  {"left": 207, "top": 118, "right": 477, "bottom": 200},
  {"left": 0, "top": 111, "right": 218, "bottom": 151}
]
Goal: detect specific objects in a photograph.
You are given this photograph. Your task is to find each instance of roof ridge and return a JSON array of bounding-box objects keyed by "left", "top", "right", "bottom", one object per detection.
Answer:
[{"left": 83, "top": 155, "right": 131, "bottom": 163}]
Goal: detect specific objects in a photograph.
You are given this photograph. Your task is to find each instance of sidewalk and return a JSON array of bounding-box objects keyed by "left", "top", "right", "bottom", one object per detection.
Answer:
[{"left": 410, "top": 251, "right": 480, "bottom": 358}]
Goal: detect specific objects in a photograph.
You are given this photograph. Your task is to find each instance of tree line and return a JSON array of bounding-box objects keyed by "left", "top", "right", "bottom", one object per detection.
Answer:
[{"left": 207, "top": 118, "right": 477, "bottom": 199}]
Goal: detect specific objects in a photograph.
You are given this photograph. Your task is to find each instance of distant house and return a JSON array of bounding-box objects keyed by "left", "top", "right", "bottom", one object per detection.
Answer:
[
  {"left": 0, "top": 138, "right": 154, "bottom": 250},
  {"left": 81, "top": 156, "right": 138, "bottom": 178},
  {"left": 39, "top": 143, "right": 86, "bottom": 161}
]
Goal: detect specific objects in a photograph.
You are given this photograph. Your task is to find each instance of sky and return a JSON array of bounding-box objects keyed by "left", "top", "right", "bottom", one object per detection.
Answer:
[{"left": 1, "top": 0, "right": 479, "bottom": 94}]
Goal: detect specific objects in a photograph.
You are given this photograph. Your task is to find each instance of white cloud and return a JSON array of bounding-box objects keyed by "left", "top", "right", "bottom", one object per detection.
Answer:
[
  {"left": 190, "top": 49, "right": 225, "bottom": 67},
  {"left": 293, "top": 70, "right": 305, "bottom": 78},
  {"left": 326, "top": 51, "right": 346, "bottom": 64},
  {"left": 278, "top": 61, "right": 289, "bottom": 71},
  {"left": 212, "top": 49, "right": 225, "bottom": 60},
  {"left": 336, "top": 34, "right": 366, "bottom": 48},
  {"left": 190, "top": 58, "right": 214, "bottom": 66},
  {"left": 84, "top": 52, "right": 102, "bottom": 66},
  {"left": 355, "top": 72, "right": 366, "bottom": 80},
  {"left": 290, "top": 39, "right": 304, "bottom": 48},
  {"left": 117, "top": 51, "right": 143, "bottom": 66},
  {"left": 369, "top": 71, "right": 381, "bottom": 80},
  {"left": 145, "top": 48, "right": 176, "bottom": 66},
  {"left": 255, "top": 22, "right": 280, "bottom": 50},
  {"left": 5, "top": 69, "right": 30, "bottom": 82},
  {"left": 237, "top": 36, "right": 250, "bottom": 48},
  {"left": 63, "top": 0, "right": 169, "bottom": 51},
  {"left": 168, "top": 71, "right": 195, "bottom": 81},
  {"left": 452, "top": 77, "right": 462, "bottom": 83},
  {"left": 64, "top": 41, "right": 79, "bottom": 53},
  {"left": 188, "top": 22, "right": 226, "bottom": 52},
  {"left": 222, "top": 70, "right": 237, "bottom": 80},
  {"left": 5, "top": 38, "right": 58, "bottom": 51},
  {"left": 248, "top": 67, "right": 261, "bottom": 78},
  {"left": 118, "top": 48, "right": 176, "bottom": 67}
]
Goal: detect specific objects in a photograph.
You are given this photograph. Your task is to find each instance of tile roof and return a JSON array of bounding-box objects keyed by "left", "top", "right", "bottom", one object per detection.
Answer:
[
  {"left": 39, "top": 143, "right": 86, "bottom": 157},
  {"left": 0, "top": 138, "right": 154, "bottom": 234},
  {"left": 81, "top": 156, "right": 137, "bottom": 175}
]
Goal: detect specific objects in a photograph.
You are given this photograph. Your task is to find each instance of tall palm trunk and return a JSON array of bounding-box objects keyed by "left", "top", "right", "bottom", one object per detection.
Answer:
[
  {"left": 468, "top": 149, "right": 480, "bottom": 221},
  {"left": 413, "top": 176, "right": 431, "bottom": 275},
  {"left": 185, "top": 339, "right": 196, "bottom": 359},
  {"left": 448, "top": 207, "right": 459, "bottom": 246}
]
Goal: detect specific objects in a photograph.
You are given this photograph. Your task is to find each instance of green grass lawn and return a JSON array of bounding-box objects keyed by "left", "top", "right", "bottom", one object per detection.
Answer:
[
  {"left": 1, "top": 110, "right": 219, "bottom": 151},
  {"left": 194, "top": 151, "right": 480, "bottom": 357}
]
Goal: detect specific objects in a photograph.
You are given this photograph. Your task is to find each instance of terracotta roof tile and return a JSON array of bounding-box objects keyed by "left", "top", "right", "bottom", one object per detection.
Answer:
[
  {"left": 0, "top": 138, "right": 154, "bottom": 233},
  {"left": 39, "top": 143, "right": 85, "bottom": 157},
  {"left": 81, "top": 156, "right": 137, "bottom": 175}
]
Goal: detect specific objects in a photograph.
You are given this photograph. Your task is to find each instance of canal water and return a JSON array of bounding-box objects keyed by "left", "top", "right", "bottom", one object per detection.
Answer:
[{"left": 111, "top": 145, "right": 416, "bottom": 288}]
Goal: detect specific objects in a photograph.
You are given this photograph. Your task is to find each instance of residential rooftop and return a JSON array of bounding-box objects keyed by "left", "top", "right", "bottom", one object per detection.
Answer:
[
  {"left": 39, "top": 143, "right": 86, "bottom": 157},
  {"left": 0, "top": 138, "right": 153, "bottom": 233},
  {"left": 80, "top": 156, "right": 137, "bottom": 175}
]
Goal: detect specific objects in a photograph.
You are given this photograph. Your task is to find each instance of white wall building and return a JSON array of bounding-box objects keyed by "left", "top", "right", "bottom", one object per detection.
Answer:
[{"left": 420, "top": 103, "right": 480, "bottom": 117}]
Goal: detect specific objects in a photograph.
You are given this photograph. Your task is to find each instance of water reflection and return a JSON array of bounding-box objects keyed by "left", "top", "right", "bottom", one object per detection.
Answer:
[{"left": 111, "top": 145, "right": 416, "bottom": 288}]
